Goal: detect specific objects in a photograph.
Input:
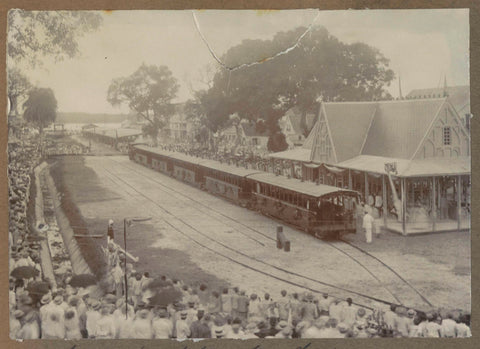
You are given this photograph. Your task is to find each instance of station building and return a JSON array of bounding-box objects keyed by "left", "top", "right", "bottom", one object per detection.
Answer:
[{"left": 270, "top": 96, "right": 471, "bottom": 235}]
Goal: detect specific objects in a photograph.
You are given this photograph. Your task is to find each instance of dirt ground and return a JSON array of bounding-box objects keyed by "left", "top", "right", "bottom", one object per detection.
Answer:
[{"left": 53, "top": 154, "right": 471, "bottom": 312}]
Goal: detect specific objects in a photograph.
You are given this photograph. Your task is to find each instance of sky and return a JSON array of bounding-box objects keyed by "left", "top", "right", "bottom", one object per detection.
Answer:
[{"left": 12, "top": 9, "right": 469, "bottom": 114}]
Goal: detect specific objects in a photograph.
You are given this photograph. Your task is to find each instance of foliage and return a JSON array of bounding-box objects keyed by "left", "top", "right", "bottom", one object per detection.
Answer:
[
  {"left": 7, "top": 67, "right": 32, "bottom": 116},
  {"left": 193, "top": 25, "right": 394, "bottom": 142},
  {"left": 8, "top": 10, "right": 103, "bottom": 67},
  {"left": 23, "top": 87, "right": 58, "bottom": 132},
  {"left": 107, "top": 64, "right": 179, "bottom": 141},
  {"left": 267, "top": 131, "right": 289, "bottom": 152}
]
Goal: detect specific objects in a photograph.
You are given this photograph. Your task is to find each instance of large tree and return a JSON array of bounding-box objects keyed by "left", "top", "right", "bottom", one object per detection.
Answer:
[
  {"left": 107, "top": 64, "right": 179, "bottom": 143},
  {"left": 195, "top": 25, "right": 395, "bottom": 150},
  {"left": 8, "top": 10, "right": 103, "bottom": 67},
  {"left": 23, "top": 87, "right": 58, "bottom": 133},
  {"left": 7, "top": 67, "right": 32, "bottom": 117}
]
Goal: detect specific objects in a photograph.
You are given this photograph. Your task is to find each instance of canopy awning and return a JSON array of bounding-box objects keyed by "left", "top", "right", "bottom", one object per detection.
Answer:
[
  {"left": 335, "top": 155, "right": 471, "bottom": 177},
  {"left": 268, "top": 148, "right": 311, "bottom": 162}
]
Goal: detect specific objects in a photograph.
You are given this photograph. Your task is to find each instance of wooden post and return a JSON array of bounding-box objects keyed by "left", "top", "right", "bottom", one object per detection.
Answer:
[
  {"left": 382, "top": 174, "right": 387, "bottom": 228},
  {"left": 432, "top": 177, "right": 436, "bottom": 232},
  {"left": 364, "top": 172, "right": 369, "bottom": 203},
  {"left": 401, "top": 177, "right": 406, "bottom": 235},
  {"left": 348, "top": 169, "right": 352, "bottom": 189},
  {"left": 457, "top": 175, "right": 462, "bottom": 232}
]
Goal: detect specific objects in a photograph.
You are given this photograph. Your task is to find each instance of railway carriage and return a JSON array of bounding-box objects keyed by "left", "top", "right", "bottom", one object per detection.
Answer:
[
  {"left": 168, "top": 152, "right": 205, "bottom": 186},
  {"left": 246, "top": 172, "right": 360, "bottom": 239},
  {"left": 130, "top": 145, "right": 173, "bottom": 175},
  {"left": 198, "top": 160, "right": 261, "bottom": 206}
]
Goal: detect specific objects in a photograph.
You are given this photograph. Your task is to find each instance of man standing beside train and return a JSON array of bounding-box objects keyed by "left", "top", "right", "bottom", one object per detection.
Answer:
[{"left": 362, "top": 209, "right": 375, "bottom": 244}]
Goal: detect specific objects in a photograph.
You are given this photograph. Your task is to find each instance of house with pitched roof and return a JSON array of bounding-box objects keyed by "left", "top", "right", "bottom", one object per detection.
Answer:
[
  {"left": 279, "top": 106, "right": 318, "bottom": 148},
  {"left": 270, "top": 97, "right": 470, "bottom": 235}
]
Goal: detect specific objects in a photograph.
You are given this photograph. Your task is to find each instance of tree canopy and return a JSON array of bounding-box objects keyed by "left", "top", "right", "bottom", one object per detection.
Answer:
[
  {"left": 7, "top": 67, "right": 32, "bottom": 117},
  {"left": 8, "top": 10, "right": 103, "bottom": 67},
  {"left": 23, "top": 88, "right": 58, "bottom": 132},
  {"left": 192, "top": 25, "right": 395, "bottom": 150},
  {"left": 107, "top": 64, "right": 180, "bottom": 142}
]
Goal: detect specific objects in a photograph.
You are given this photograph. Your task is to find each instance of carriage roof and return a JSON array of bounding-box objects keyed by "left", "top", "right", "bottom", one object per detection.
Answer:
[
  {"left": 198, "top": 160, "right": 262, "bottom": 177},
  {"left": 246, "top": 172, "right": 359, "bottom": 198},
  {"left": 133, "top": 145, "right": 203, "bottom": 164}
]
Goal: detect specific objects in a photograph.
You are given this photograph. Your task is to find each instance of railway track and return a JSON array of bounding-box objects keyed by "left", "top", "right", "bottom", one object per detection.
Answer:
[{"left": 96, "top": 158, "right": 434, "bottom": 311}]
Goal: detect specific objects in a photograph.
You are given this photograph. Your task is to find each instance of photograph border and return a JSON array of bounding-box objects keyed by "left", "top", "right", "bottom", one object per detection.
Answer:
[{"left": 0, "top": 1, "right": 478, "bottom": 348}]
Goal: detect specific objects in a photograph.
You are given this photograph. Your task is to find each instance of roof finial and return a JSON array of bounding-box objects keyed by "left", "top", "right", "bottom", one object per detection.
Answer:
[
  {"left": 443, "top": 75, "right": 449, "bottom": 97},
  {"left": 398, "top": 75, "right": 403, "bottom": 100}
]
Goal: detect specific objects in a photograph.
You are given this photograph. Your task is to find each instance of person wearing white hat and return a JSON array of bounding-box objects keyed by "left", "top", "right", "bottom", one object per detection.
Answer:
[
  {"left": 247, "top": 293, "right": 261, "bottom": 320},
  {"left": 224, "top": 317, "right": 245, "bottom": 339},
  {"left": 42, "top": 295, "right": 66, "bottom": 339},
  {"left": 362, "top": 209, "right": 375, "bottom": 244},
  {"left": 64, "top": 304, "right": 82, "bottom": 340},
  {"left": 394, "top": 307, "right": 410, "bottom": 337},
  {"left": 152, "top": 308, "right": 173, "bottom": 339},
  {"left": 86, "top": 300, "right": 102, "bottom": 338},
  {"left": 212, "top": 323, "right": 226, "bottom": 339},
  {"left": 175, "top": 310, "right": 191, "bottom": 339},
  {"left": 274, "top": 320, "right": 292, "bottom": 338},
  {"left": 132, "top": 308, "right": 153, "bottom": 339},
  {"left": 276, "top": 290, "right": 290, "bottom": 322},
  {"left": 94, "top": 305, "right": 116, "bottom": 339},
  {"left": 39, "top": 293, "right": 53, "bottom": 333}
]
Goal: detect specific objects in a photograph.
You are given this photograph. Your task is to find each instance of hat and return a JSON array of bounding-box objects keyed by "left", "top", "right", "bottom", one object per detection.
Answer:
[
  {"left": 69, "top": 296, "right": 79, "bottom": 307},
  {"left": 407, "top": 309, "right": 416, "bottom": 317},
  {"left": 138, "top": 309, "right": 150, "bottom": 319},
  {"left": 213, "top": 325, "right": 225, "bottom": 337},
  {"left": 108, "top": 219, "right": 114, "bottom": 225},
  {"left": 53, "top": 295, "right": 63, "bottom": 305},
  {"left": 91, "top": 300, "right": 101, "bottom": 311},
  {"left": 157, "top": 308, "right": 168, "bottom": 317},
  {"left": 103, "top": 294, "right": 117, "bottom": 304},
  {"left": 276, "top": 320, "right": 288, "bottom": 330},
  {"left": 13, "top": 310, "right": 25, "bottom": 319},
  {"left": 337, "top": 323, "right": 348, "bottom": 333},
  {"left": 41, "top": 293, "right": 52, "bottom": 305}
]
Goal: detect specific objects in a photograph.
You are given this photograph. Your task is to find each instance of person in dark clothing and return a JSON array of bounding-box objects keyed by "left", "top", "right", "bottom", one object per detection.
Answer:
[
  {"left": 255, "top": 318, "right": 279, "bottom": 338},
  {"left": 190, "top": 310, "right": 211, "bottom": 338},
  {"left": 107, "top": 219, "right": 114, "bottom": 243}
]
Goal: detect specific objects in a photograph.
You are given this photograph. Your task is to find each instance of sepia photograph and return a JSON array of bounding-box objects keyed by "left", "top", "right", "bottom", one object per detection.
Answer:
[{"left": 6, "top": 8, "right": 471, "bottom": 341}]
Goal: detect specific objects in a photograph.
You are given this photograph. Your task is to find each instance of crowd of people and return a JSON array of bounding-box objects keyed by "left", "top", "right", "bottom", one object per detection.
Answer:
[
  {"left": 43, "top": 138, "right": 89, "bottom": 156},
  {"left": 9, "top": 236, "right": 472, "bottom": 340},
  {"left": 8, "top": 135, "right": 43, "bottom": 271},
  {"left": 9, "top": 261, "right": 473, "bottom": 339}
]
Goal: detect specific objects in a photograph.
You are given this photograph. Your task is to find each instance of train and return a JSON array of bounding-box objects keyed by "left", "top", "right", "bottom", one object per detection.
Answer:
[{"left": 129, "top": 144, "right": 361, "bottom": 239}]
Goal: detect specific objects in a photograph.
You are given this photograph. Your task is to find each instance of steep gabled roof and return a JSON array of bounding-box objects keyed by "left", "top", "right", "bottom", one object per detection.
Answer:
[
  {"left": 361, "top": 98, "right": 445, "bottom": 159},
  {"left": 283, "top": 104, "right": 320, "bottom": 135},
  {"left": 406, "top": 85, "right": 470, "bottom": 115},
  {"left": 322, "top": 102, "right": 377, "bottom": 162}
]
